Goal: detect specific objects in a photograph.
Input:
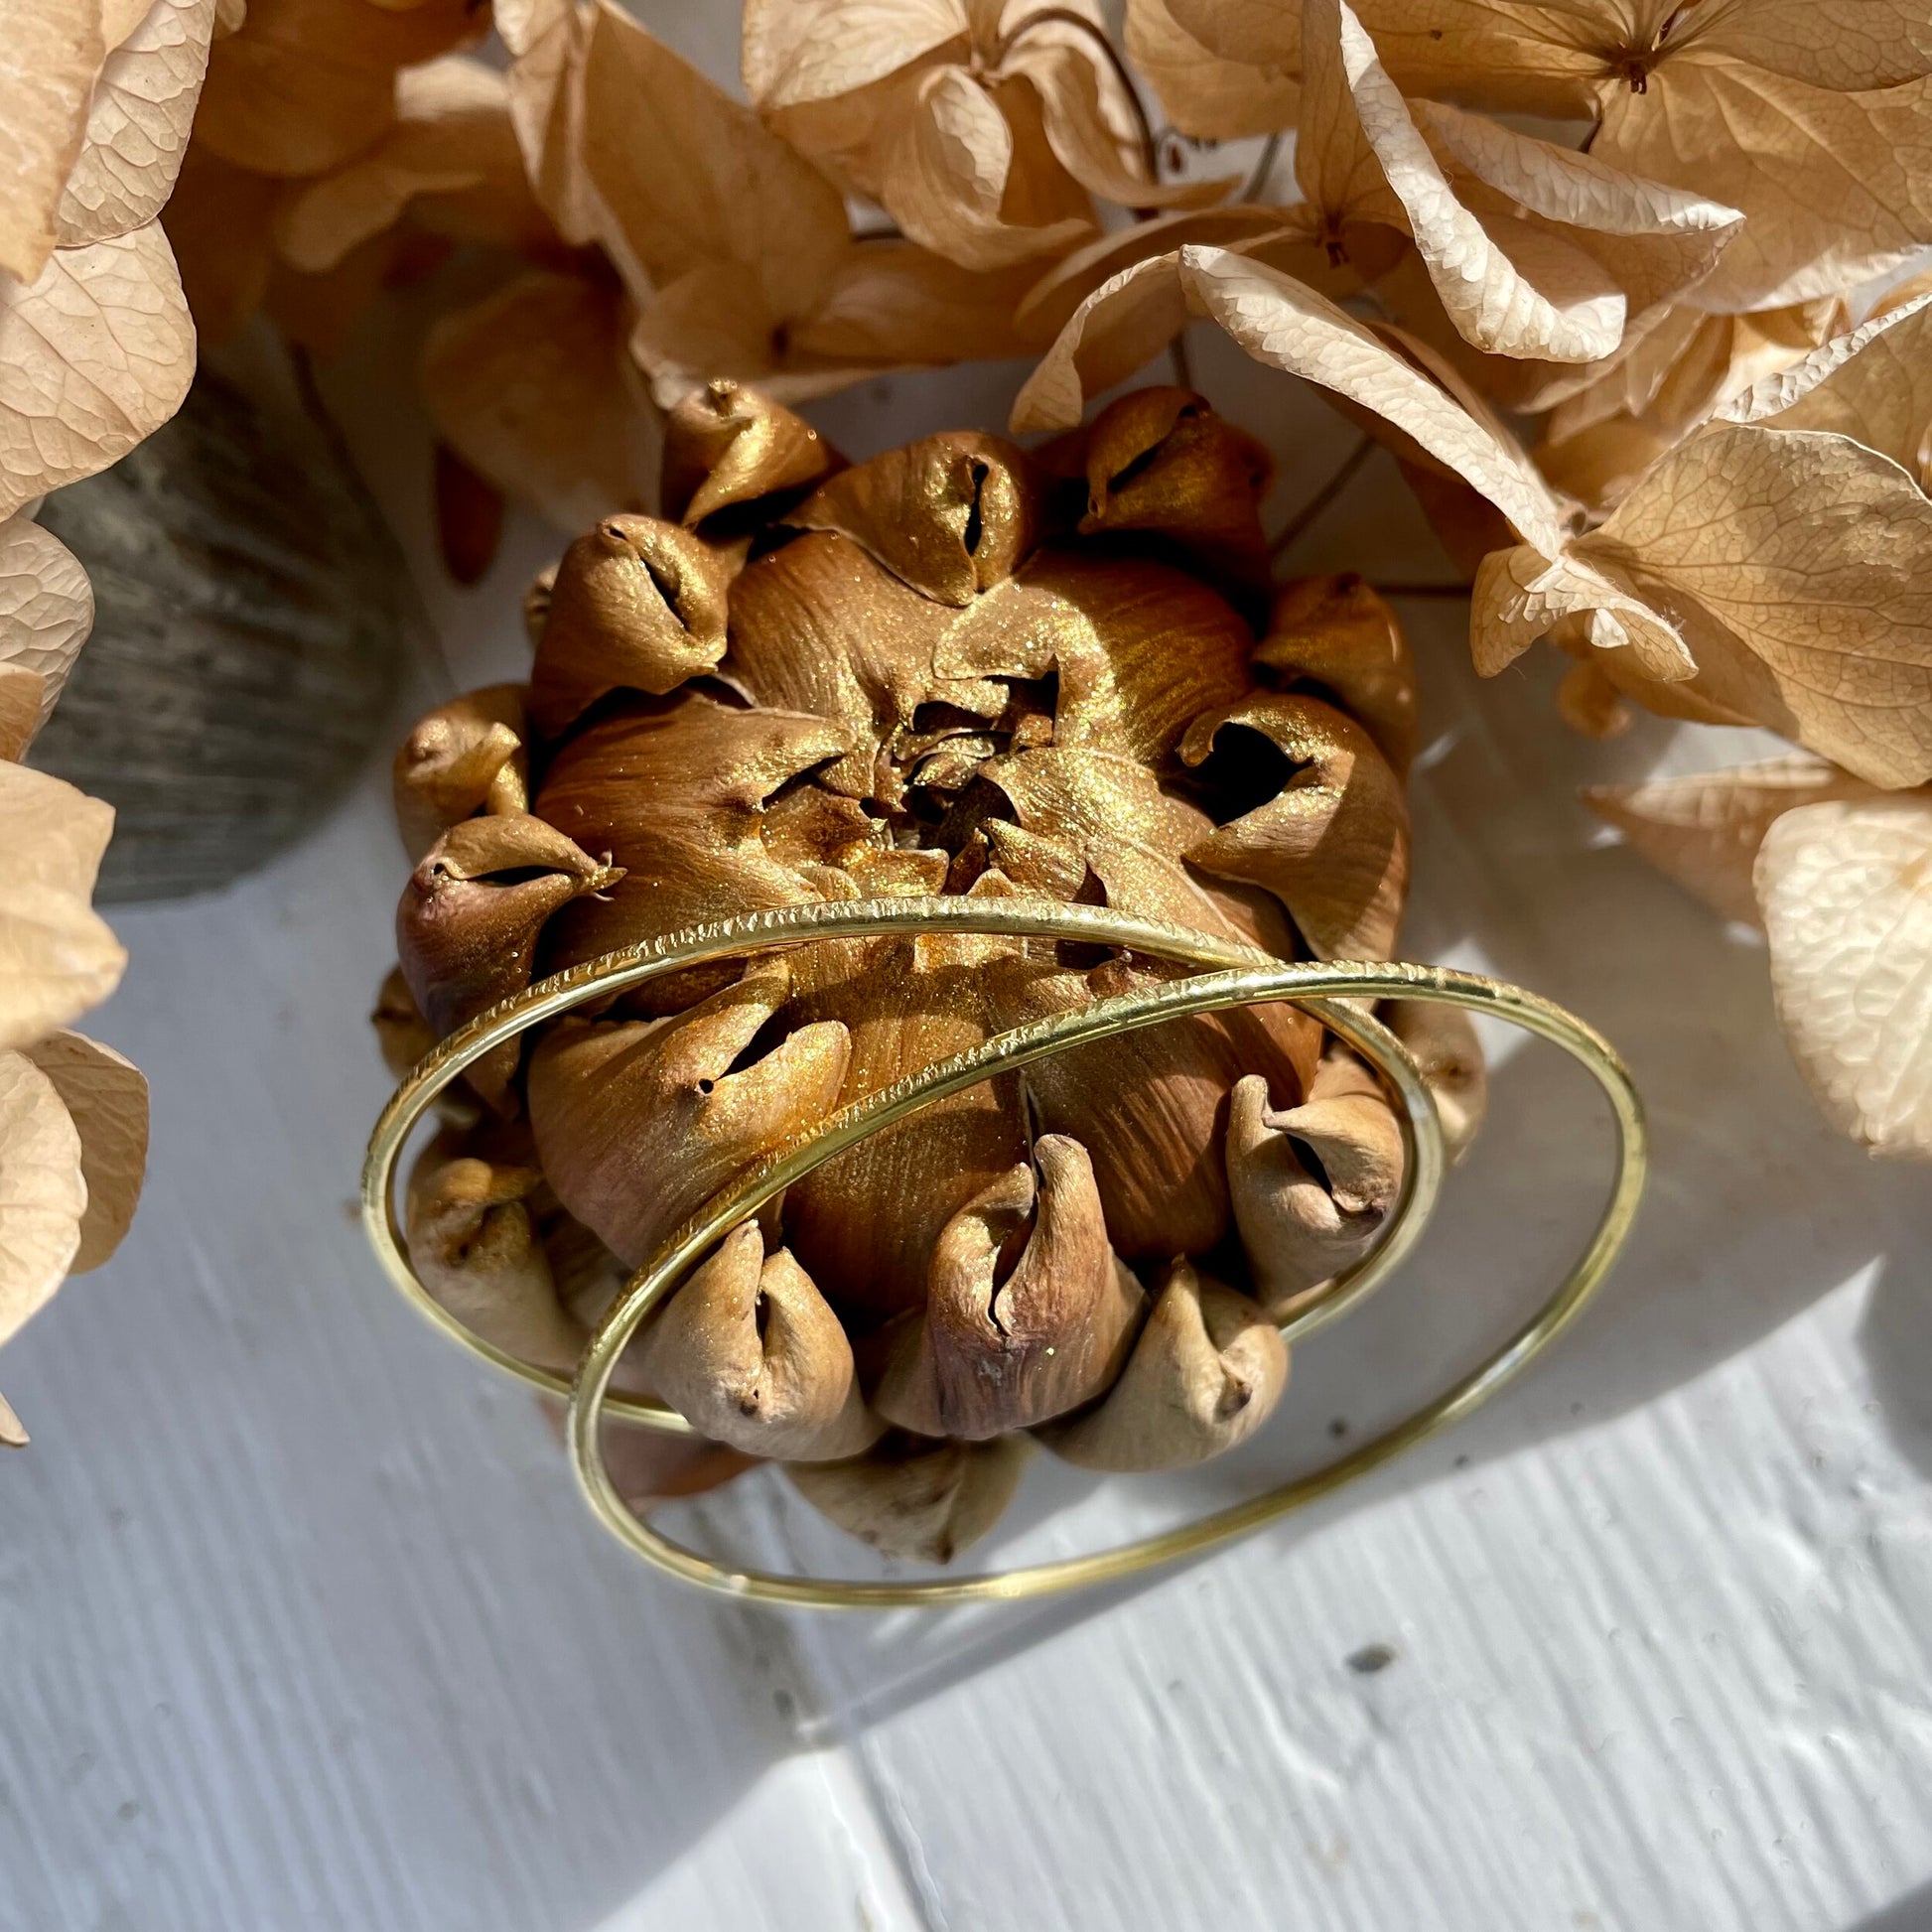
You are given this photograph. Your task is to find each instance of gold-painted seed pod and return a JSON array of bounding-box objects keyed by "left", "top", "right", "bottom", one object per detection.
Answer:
[{"left": 363, "top": 897, "right": 1646, "bottom": 1610}]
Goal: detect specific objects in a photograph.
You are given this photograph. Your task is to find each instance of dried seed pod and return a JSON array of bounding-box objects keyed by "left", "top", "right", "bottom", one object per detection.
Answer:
[
  {"left": 405, "top": 1140, "right": 588, "bottom": 1372},
  {"left": 1181, "top": 693, "right": 1411, "bottom": 961},
  {"left": 1253, "top": 575, "right": 1418, "bottom": 776},
  {"left": 1036, "top": 1259, "right": 1289, "bottom": 1472},
  {"left": 636, "top": 1221, "right": 882, "bottom": 1460},
  {"left": 395, "top": 813, "right": 622, "bottom": 1109},
  {"left": 371, "top": 964, "right": 437, "bottom": 1083},
  {"left": 785, "top": 1433, "right": 1034, "bottom": 1564},
  {"left": 1076, "top": 387, "right": 1272, "bottom": 588},
  {"left": 1380, "top": 1000, "right": 1488, "bottom": 1165},
  {"left": 785, "top": 431, "right": 1040, "bottom": 606},
  {"left": 661, "top": 378, "right": 838, "bottom": 529},
  {"left": 872, "top": 1135, "right": 1148, "bottom": 1440},
  {"left": 529, "top": 514, "right": 733, "bottom": 734},
  {"left": 381, "top": 385, "right": 1428, "bottom": 1560},
  {"left": 522, "top": 564, "right": 555, "bottom": 648},
  {"left": 391, "top": 684, "right": 530, "bottom": 860},
  {"left": 527, "top": 961, "right": 851, "bottom": 1267},
  {"left": 1226, "top": 1051, "right": 1406, "bottom": 1317}
]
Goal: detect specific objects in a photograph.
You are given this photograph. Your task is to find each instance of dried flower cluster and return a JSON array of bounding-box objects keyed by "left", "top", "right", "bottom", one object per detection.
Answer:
[
  {"left": 175, "top": 0, "right": 1932, "bottom": 1158},
  {"left": 0, "top": 0, "right": 190, "bottom": 1438},
  {"left": 380, "top": 382, "right": 1487, "bottom": 1556}
]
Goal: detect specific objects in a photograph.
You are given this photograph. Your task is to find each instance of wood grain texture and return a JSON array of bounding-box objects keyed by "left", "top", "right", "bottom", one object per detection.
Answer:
[{"left": 7, "top": 15, "right": 1932, "bottom": 1922}]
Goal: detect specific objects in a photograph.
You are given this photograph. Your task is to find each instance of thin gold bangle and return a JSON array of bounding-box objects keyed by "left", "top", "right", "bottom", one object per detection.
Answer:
[{"left": 361, "top": 897, "right": 1646, "bottom": 1609}]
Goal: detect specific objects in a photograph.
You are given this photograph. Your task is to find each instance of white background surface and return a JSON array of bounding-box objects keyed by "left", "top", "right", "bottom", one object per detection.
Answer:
[{"left": 6, "top": 9, "right": 1932, "bottom": 1928}]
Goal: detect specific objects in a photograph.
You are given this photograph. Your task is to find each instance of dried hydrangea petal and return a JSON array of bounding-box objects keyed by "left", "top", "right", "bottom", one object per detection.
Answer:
[{"left": 1380, "top": 999, "right": 1486, "bottom": 1165}]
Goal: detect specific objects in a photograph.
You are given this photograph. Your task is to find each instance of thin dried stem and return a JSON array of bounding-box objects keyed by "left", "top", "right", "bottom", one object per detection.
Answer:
[{"left": 1269, "top": 435, "right": 1375, "bottom": 557}]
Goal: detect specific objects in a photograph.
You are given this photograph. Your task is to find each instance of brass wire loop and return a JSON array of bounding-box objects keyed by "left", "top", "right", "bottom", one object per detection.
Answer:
[{"left": 362, "top": 897, "right": 1647, "bottom": 1610}]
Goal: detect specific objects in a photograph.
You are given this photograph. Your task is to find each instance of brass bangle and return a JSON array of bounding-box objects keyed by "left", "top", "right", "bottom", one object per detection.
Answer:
[{"left": 361, "top": 897, "right": 1646, "bottom": 1610}]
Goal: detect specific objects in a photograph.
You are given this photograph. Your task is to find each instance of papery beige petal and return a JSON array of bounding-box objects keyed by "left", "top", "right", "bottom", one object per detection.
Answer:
[
  {"left": 873, "top": 1134, "right": 1147, "bottom": 1439},
  {"left": 0, "top": 1049, "right": 85, "bottom": 1348},
  {"left": 1014, "top": 204, "right": 1290, "bottom": 345},
  {"left": 788, "top": 432, "right": 1040, "bottom": 608},
  {"left": 395, "top": 813, "right": 622, "bottom": 1106},
  {"left": 391, "top": 684, "right": 529, "bottom": 860},
  {"left": 57, "top": 0, "right": 215, "bottom": 251},
  {"left": 274, "top": 56, "right": 547, "bottom": 274},
  {"left": 578, "top": 0, "right": 849, "bottom": 322},
  {"left": 742, "top": 0, "right": 965, "bottom": 111},
  {"left": 1720, "top": 290, "right": 1932, "bottom": 483},
  {"left": 1533, "top": 414, "right": 1672, "bottom": 516},
  {"left": 1554, "top": 656, "right": 1631, "bottom": 740},
  {"left": 0, "top": 0, "right": 106, "bottom": 284},
  {"left": 534, "top": 691, "right": 856, "bottom": 960},
  {"left": 0, "top": 666, "right": 44, "bottom": 762},
  {"left": 1378, "top": 997, "right": 1484, "bottom": 1165},
  {"left": 24, "top": 1030, "right": 146, "bottom": 1273},
  {"left": 0, "top": 1389, "right": 25, "bottom": 1447},
  {"left": 880, "top": 64, "right": 1092, "bottom": 272},
  {"left": 0, "top": 516, "right": 93, "bottom": 736},
  {"left": 1559, "top": 426, "right": 1932, "bottom": 786},
  {"left": 636, "top": 1220, "right": 882, "bottom": 1459},
  {"left": 497, "top": 0, "right": 596, "bottom": 243},
  {"left": 785, "top": 1430, "right": 1031, "bottom": 1563},
  {"left": 1411, "top": 99, "right": 1741, "bottom": 324},
  {"left": 1757, "top": 797, "right": 1932, "bottom": 1160},
  {"left": 1126, "top": 0, "right": 1298, "bottom": 138},
  {"left": 528, "top": 514, "right": 732, "bottom": 735},
  {"left": 157, "top": 141, "right": 278, "bottom": 344},
  {"left": 1036, "top": 1257, "right": 1287, "bottom": 1470},
  {"left": 1587, "top": 758, "right": 1880, "bottom": 929},
  {"left": 1317, "top": 0, "right": 1622, "bottom": 362},
  {"left": 193, "top": 0, "right": 479, "bottom": 177},
  {"left": 421, "top": 273, "right": 650, "bottom": 537},
  {"left": 1014, "top": 245, "right": 1574, "bottom": 560},
  {"left": 527, "top": 962, "right": 851, "bottom": 1266},
  {"left": 1469, "top": 540, "right": 1693, "bottom": 684},
  {"left": 405, "top": 1140, "right": 589, "bottom": 1369},
  {"left": 1226, "top": 1051, "right": 1401, "bottom": 1312},
  {"left": 1253, "top": 573, "right": 1415, "bottom": 774},
  {"left": 662, "top": 379, "right": 837, "bottom": 529},
  {"left": 1595, "top": 65, "right": 1932, "bottom": 311},
  {"left": 0, "top": 221, "right": 194, "bottom": 519},
  {"left": 1181, "top": 692, "right": 1410, "bottom": 960},
  {"left": 0, "top": 761, "right": 123, "bottom": 1052},
  {"left": 1000, "top": 36, "right": 1235, "bottom": 212},
  {"left": 794, "top": 240, "right": 1039, "bottom": 368}
]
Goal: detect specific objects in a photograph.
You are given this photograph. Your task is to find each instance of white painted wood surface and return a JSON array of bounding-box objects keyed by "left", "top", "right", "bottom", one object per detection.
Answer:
[{"left": 7, "top": 13, "right": 1932, "bottom": 1928}]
